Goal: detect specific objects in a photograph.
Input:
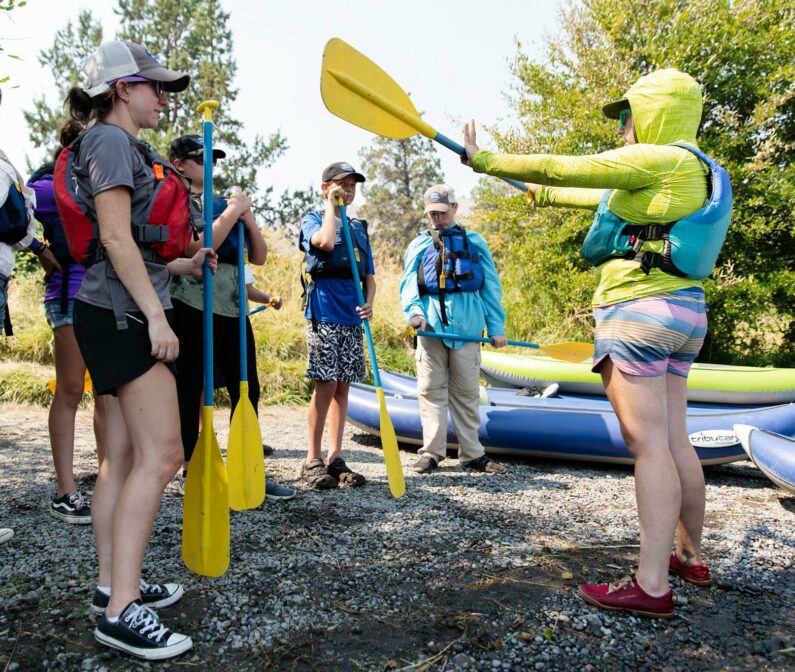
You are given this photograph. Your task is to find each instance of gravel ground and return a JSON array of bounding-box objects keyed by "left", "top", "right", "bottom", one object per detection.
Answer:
[{"left": 1, "top": 401, "right": 793, "bottom": 671}]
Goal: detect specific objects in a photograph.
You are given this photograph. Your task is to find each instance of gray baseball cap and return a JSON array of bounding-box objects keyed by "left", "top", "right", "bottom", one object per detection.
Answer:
[{"left": 82, "top": 40, "right": 190, "bottom": 97}]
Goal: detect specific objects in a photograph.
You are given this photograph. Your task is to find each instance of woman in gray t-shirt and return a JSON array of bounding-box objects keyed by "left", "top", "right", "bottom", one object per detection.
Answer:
[{"left": 59, "top": 40, "right": 216, "bottom": 661}]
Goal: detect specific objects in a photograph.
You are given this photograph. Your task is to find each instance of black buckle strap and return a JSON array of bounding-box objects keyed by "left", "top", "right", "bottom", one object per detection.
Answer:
[
  {"left": 104, "top": 263, "right": 129, "bottom": 331},
  {"left": 638, "top": 251, "right": 663, "bottom": 275},
  {"left": 133, "top": 224, "right": 169, "bottom": 243},
  {"left": 94, "top": 246, "right": 165, "bottom": 265}
]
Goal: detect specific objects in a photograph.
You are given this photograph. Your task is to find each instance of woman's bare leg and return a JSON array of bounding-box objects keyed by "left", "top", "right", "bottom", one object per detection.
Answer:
[
  {"left": 48, "top": 325, "right": 87, "bottom": 496},
  {"left": 666, "top": 372, "right": 706, "bottom": 564},
  {"left": 93, "top": 396, "right": 133, "bottom": 588},
  {"left": 105, "top": 364, "right": 183, "bottom": 618},
  {"left": 601, "top": 359, "right": 680, "bottom": 595}
]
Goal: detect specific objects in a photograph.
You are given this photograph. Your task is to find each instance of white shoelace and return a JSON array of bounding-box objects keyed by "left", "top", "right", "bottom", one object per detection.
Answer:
[
  {"left": 67, "top": 492, "right": 85, "bottom": 509},
  {"left": 139, "top": 579, "right": 163, "bottom": 596},
  {"left": 123, "top": 604, "right": 168, "bottom": 642}
]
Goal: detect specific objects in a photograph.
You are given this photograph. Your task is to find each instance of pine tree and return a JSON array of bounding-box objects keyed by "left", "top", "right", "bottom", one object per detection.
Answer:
[
  {"left": 22, "top": 10, "right": 103, "bottom": 169},
  {"left": 357, "top": 135, "right": 444, "bottom": 254},
  {"left": 23, "top": 0, "right": 306, "bottom": 219}
]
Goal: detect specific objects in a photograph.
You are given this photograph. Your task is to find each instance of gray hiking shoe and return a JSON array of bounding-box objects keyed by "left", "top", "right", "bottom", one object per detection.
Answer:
[
  {"left": 265, "top": 480, "right": 297, "bottom": 500},
  {"left": 462, "top": 455, "right": 507, "bottom": 474},
  {"left": 412, "top": 454, "right": 439, "bottom": 474}
]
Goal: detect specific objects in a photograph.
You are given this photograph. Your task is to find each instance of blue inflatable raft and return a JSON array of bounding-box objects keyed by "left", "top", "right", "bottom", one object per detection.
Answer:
[
  {"left": 345, "top": 372, "right": 795, "bottom": 465},
  {"left": 734, "top": 424, "right": 795, "bottom": 494}
]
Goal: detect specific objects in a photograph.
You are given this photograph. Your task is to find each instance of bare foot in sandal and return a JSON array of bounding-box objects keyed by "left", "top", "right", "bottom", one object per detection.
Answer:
[
  {"left": 301, "top": 459, "right": 337, "bottom": 490},
  {"left": 326, "top": 457, "right": 366, "bottom": 487}
]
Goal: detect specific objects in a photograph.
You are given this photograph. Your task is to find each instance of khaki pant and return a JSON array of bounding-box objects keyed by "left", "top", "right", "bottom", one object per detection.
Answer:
[{"left": 416, "top": 338, "right": 485, "bottom": 463}]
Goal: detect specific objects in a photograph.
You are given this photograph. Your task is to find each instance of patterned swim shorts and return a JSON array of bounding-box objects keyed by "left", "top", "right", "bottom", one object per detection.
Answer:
[
  {"left": 306, "top": 321, "right": 366, "bottom": 382},
  {"left": 593, "top": 287, "right": 707, "bottom": 378}
]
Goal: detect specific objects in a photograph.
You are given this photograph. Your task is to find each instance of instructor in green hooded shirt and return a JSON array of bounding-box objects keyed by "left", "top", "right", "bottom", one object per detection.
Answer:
[{"left": 463, "top": 69, "right": 729, "bottom": 618}]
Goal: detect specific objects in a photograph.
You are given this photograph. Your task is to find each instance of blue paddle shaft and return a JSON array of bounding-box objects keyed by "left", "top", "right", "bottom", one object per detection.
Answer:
[
  {"left": 415, "top": 330, "right": 541, "bottom": 350},
  {"left": 237, "top": 221, "right": 247, "bottom": 383},
  {"left": 338, "top": 203, "right": 382, "bottom": 388},
  {"left": 202, "top": 120, "right": 214, "bottom": 407},
  {"left": 432, "top": 131, "right": 528, "bottom": 193},
  {"left": 248, "top": 304, "right": 268, "bottom": 316}
]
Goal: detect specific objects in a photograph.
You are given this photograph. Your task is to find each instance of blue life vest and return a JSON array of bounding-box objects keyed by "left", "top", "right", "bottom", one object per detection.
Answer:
[
  {"left": 0, "top": 174, "right": 29, "bottom": 245},
  {"left": 297, "top": 213, "right": 370, "bottom": 325},
  {"left": 580, "top": 143, "right": 732, "bottom": 280},
  {"left": 417, "top": 226, "right": 484, "bottom": 326},
  {"left": 211, "top": 196, "right": 247, "bottom": 264},
  {"left": 300, "top": 214, "right": 370, "bottom": 281},
  {"left": 418, "top": 226, "right": 484, "bottom": 295}
]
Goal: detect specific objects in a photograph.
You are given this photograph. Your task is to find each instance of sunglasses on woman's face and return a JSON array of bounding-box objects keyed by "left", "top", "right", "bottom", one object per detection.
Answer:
[
  {"left": 619, "top": 108, "right": 632, "bottom": 130},
  {"left": 114, "top": 77, "right": 165, "bottom": 98}
]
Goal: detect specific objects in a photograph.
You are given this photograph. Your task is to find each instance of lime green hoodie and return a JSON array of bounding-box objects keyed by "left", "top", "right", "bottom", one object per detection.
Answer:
[{"left": 471, "top": 68, "right": 709, "bottom": 306}]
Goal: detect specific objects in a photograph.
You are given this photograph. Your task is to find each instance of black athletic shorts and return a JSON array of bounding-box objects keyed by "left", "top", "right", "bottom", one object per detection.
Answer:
[{"left": 73, "top": 299, "right": 176, "bottom": 396}]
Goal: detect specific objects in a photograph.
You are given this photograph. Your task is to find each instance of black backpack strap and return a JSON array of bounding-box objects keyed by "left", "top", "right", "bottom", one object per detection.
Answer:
[{"left": 3, "top": 303, "right": 12, "bottom": 336}]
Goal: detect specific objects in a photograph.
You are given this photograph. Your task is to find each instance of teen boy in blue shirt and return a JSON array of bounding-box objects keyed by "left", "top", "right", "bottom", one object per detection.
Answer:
[{"left": 298, "top": 162, "right": 375, "bottom": 489}]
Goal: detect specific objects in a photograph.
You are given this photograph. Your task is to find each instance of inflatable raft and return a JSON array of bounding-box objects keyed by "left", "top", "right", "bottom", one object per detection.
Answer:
[
  {"left": 346, "top": 372, "right": 795, "bottom": 465},
  {"left": 734, "top": 424, "right": 795, "bottom": 494},
  {"left": 480, "top": 351, "right": 795, "bottom": 405}
]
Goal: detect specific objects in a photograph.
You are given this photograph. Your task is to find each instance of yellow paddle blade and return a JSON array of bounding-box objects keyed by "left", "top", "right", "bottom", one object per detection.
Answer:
[
  {"left": 47, "top": 370, "right": 93, "bottom": 394},
  {"left": 227, "top": 383, "right": 265, "bottom": 511},
  {"left": 321, "top": 37, "right": 434, "bottom": 140},
  {"left": 539, "top": 342, "right": 594, "bottom": 363},
  {"left": 182, "top": 407, "right": 229, "bottom": 577},
  {"left": 376, "top": 387, "right": 405, "bottom": 499}
]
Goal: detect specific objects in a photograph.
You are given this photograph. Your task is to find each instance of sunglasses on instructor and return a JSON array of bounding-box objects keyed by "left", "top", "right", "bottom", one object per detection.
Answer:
[
  {"left": 619, "top": 108, "right": 632, "bottom": 130},
  {"left": 111, "top": 76, "right": 166, "bottom": 98}
]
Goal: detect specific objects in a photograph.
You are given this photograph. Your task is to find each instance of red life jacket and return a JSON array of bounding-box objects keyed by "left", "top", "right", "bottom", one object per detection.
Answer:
[{"left": 53, "top": 130, "right": 192, "bottom": 266}]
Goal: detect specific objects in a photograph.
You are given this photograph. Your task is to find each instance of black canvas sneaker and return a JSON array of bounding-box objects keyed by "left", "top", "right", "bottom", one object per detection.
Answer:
[
  {"left": 50, "top": 492, "right": 92, "bottom": 524},
  {"left": 94, "top": 601, "right": 192, "bottom": 660},
  {"left": 91, "top": 580, "right": 184, "bottom": 616}
]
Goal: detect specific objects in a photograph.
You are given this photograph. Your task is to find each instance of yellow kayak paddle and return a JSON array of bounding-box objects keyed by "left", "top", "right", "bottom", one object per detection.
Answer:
[
  {"left": 407, "top": 329, "right": 594, "bottom": 363},
  {"left": 182, "top": 100, "right": 230, "bottom": 578},
  {"left": 338, "top": 198, "right": 405, "bottom": 498},
  {"left": 227, "top": 219, "right": 265, "bottom": 511},
  {"left": 321, "top": 38, "right": 527, "bottom": 192}
]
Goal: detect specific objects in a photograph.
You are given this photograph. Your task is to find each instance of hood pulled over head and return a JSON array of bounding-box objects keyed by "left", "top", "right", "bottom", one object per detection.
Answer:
[{"left": 604, "top": 68, "right": 702, "bottom": 145}]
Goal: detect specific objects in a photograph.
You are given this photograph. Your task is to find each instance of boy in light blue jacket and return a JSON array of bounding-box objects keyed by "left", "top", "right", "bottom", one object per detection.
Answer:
[{"left": 400, "top": 184, "right": 508, "bottom": 475}]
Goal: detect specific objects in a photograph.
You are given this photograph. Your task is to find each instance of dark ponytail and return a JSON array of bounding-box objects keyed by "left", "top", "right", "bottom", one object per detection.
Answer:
[
  {"left": 53, "top": 119, "right": 84, "bottom": 160},
  {"left": 64, "top": 86, "right": 115, "bottom": 124}
]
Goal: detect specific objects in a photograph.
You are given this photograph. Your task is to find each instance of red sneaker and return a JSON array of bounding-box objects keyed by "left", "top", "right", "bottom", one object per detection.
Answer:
[
  {"left": 669, "top": 553, "right": 712, "bottom": 587},
  {"left": 578, "top": 576, "right": 674, "bottom": 619}
]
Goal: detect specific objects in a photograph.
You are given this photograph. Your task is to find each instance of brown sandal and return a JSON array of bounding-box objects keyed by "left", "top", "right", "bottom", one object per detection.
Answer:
[
  {"left": 301, "top": 459, "right": 337, "bottom": 490},
  {"left": 326, "top": 457, "right": 366, "bottom": 487}
]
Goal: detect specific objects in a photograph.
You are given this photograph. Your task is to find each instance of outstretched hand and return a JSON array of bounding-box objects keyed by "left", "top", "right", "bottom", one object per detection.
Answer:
[{"left": 462, "top": 119, "right": 480, "bottom": 167}]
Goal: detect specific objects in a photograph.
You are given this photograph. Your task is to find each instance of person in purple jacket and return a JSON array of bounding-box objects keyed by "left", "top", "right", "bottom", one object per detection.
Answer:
[{"left": 27, "top": 121, "right": 106, "bottom": 526}]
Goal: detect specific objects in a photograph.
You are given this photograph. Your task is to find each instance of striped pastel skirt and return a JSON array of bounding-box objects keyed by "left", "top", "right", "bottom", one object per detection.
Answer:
[{"left": 592, "top": 287, "right": 707, "bottom": 378}]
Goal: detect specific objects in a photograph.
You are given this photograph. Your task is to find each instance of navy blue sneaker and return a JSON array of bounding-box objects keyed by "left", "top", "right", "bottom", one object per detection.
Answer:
[
  {"left": 91, "top": 580, "right": 184, "bottom": 616},
  {"left": 265, "top": 480, "right": 296, "bottom": 500},
  {"left": 94, "top": 601, "right": 192, "bottom": 660},
  {"left": 50, "top": 492, "right": 91, "bottom": 524}
]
